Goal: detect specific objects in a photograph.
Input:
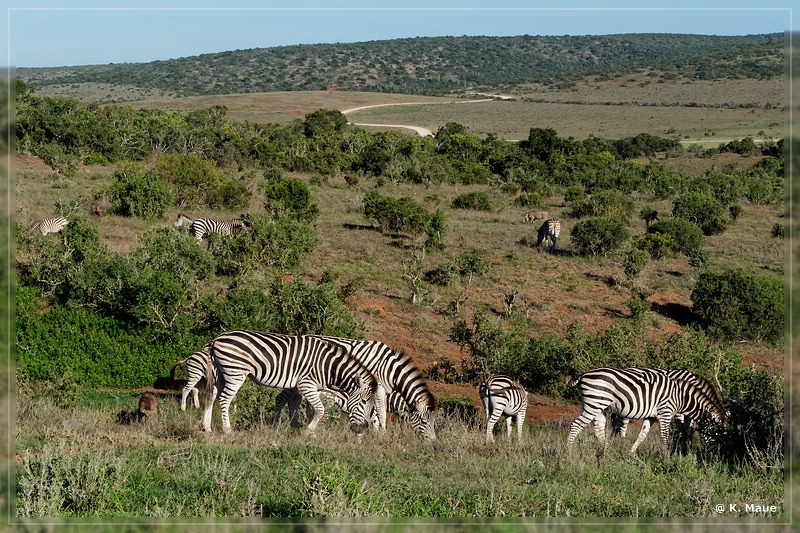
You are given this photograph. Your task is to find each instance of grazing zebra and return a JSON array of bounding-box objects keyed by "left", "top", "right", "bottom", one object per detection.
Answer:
[
  {"left": 169, "top": 348, "right": 211, "bottom": 411},
  {"left": 479, "top": 375, "right": 528, "bottom": 442},
  {"left": 31, "top": 216, "right": 68, "bottom": 235},
  {"left": 274, "top": 387, "right": 408, "bottom": 429},
  {"left": 305, "top": 335, "right": 437, "bottom": 440},
  {"left": 202, "top": 330, "right": 384, "bottom": 434},
  {"left": 535, "top": 219, "right": 560, "bottom": 253},
  {"left": 567, "top": 367, "right": 727, "bottom": 456},
  {"left": 174, "top": 213, "right": 249, "bottom": 241},
  {"left": 523, "top": 210, "right": 549, "bottom": 224}
]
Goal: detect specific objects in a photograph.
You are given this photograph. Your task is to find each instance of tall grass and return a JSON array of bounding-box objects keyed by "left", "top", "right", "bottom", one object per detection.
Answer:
[{"left": 14, "top": 392, "right": 784, "bottom": 520}]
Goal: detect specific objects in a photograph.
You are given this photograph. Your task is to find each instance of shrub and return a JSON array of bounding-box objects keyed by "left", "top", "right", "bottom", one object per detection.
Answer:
[
  {"left": 570, "top": 217, "right": 630, "bottom": 256},
  {"left": 264, "top": 177, "right": 320, "bottom": 223},
  {"left": 563, "top": 184, "right": 586, "bottom": 205},
  {"left": 363, "top": 189, "right": 447, "bottom": 249},
  {"left": 634, "top": 232, "right": 678, "bottom": 260},
  {"left": 691, "top": 268, "right": 785, "bottom": 344},
  {"left": 513, "top": 191, "right": 545, "bottom": 208},
  {"left": 672, "top": 192, "right": 729, "bottom": 235},
  {"left": 568, "top": 189, "right": 635, "bottom": 221},
  {"left": 623, "top": 248, "right": 649, "bottom": 281},
  {"left": 455, "top": 249, "right": 491, "bottom": 284},
  {"left": 451, "top": 191, "right": 491, "bottom": 211},
  {"left": 156, "top": 153, "right": 251, "bottom": 210},
  {"left": 771, "top": 223, "right": 784, "bottom": 238},
  {"left": 646, "top": 217, "right": 705, "bottom": 256},
  {"left": 108, "top": 165, "right": 174, "bottom": 219}
]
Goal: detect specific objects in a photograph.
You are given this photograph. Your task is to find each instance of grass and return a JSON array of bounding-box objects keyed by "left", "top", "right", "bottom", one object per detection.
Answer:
[{"left": 13, "top": 391, "right": 786, "bottom": 520}]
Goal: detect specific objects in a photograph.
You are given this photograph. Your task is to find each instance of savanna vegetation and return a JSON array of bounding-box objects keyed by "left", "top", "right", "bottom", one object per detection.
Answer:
[{"left": 7, "top": 31, "right": 791, "bottom": 523}]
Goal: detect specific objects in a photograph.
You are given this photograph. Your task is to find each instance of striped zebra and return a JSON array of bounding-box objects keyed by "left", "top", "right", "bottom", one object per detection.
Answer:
[
  {"left": 535, "top": 219, "right": 560, "bottom": 253},
  {"left": 169, "top": 348, "right": 211, "bottom": 411},
  {"left": 31, "top": 216, "right": 69, "bottom": 235},
  {"left": 201, "top": 330, "right": 384, "bottom": 434},
  {"left": 274, "top": 387, "right": 408, "bottom": 429},
  {"left": 307, "top": 335, "right": 437, "bottom": 440},
  {"left": 523, "top": 210, "right": 549, "bottom": 224},
  {"left": 567, "top": 367, "right": 727, "bottom": 456},
  {"left": 479, "top": 375, "right": 528, "bottom": 442},
  {"left": 174, "top": 213, "right": 249, "bottom": 241}
]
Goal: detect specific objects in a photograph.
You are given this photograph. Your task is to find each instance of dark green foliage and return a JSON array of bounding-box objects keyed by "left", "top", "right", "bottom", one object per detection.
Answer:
[
  {"left": 644, "top": 217, "right": 705, "bottom": 257},
  {"left": 108, "top": 165, "right": 174, "bottom": 219},
  {"left": 263, "top": 177, "right": 320, "bottom": 223},
  {"left": 640, "top": 206, "right": 659, "bottom": 227},
  {"left": 623, "top": 248, "right": 649, "bottom": 281},
  {"left": 450, "top": 191, "right": 491, "bottom": 211},
  {"left": 672, "top": 192, "right": 729, "bottom": 235},
  {"left": 691, "top": 268, "right": 785, "bottom": 344},
  {"left": 268, "top": 278, "right": 361, "bottom": 337},
  {"left": 728, "top": 204, "right": 742, "bottom": 221},
  {"left": 567, "top": 189, "right": 635, "bottom": 221},
  {"left": 563, "top": 185, "right": 586, "bottom": 205},
  {"left": 363, "top": 189, "right": 447, "bottom": 249},
  {"left": 513, "top": 191, "right": 546, "bottom": 208},
  {"left": 213, "top": 214, "right": 317, "bottom": 277},
  {"left": 155, "top": 153, "right": 252, "bottom": 209},
  {"left": 634, "top": 233, "right": 678, "bottom": 261},
  {"left": 570, "top": 217, "right": 630, "bottom": 256},
  {"left": 719, "top": 137, "right": 759, "bottom": 156},
  {"left": 771, "top": 223, "right": 784, "bottom": 238}
]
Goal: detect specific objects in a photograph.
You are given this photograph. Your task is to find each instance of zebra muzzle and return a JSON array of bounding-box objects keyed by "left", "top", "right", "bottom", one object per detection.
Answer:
[{"left": 349, "top": 420, "right": 370, "bottom": 434}]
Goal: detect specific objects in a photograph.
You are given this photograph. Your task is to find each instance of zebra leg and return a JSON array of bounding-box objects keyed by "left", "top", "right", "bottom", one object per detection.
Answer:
[
  {"left": 192, "top": 387, "right": 200, "bottom": 409},
  {"left": 516, "top": 407, "right": 526, "bottom": 442},
  {"left": 657, "top": 413, "right": 673, "bottom": 458},
  {"left": 486, "top": 407, "right": 503, "bottom": 443},
  {"left": 272, "top": 388, "right": 291, "bottom": 426},
  {"left": 591, "top": 412, "right": 607, "bottom": 449},
  {"left": 218, "top": 374, "right": 247, "bottom": 434},
  {"left": 567, "top": 410, "right": 596, "bottom": 446},
  {"left": 611, "top": 415, "right": 629, "bottom": 438},
  {"left": 296, "top": 382, "right": 325, "bottom": 432},
  {"left": 629, "top": 419, "right": 653, "bottom": 454},
  {"left": 505, "top": 416, "right": 513, "bottom": 439},
  {"left": 181, "top": 373, "right": 202, "bottom": 411}
]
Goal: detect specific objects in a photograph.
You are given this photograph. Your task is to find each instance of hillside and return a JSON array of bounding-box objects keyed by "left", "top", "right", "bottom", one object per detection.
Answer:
[{"left": 16, "top": 33, "right": 785, "bottom": 102}]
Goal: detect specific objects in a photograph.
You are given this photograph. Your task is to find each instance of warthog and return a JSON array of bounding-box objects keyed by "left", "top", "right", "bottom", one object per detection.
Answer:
[
  {"left": 137, "top": 393, "right": 159, "bottom": 419},
  {"left": 523, "top": 210, "right": 548, "bottom": 223}
]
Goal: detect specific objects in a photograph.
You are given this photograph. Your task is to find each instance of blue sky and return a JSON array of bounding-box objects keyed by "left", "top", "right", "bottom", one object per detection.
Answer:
[{"left": 4, "top": 1, "right": 796, "bottom": 68}]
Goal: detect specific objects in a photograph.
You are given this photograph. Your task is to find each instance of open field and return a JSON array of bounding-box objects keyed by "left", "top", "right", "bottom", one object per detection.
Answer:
[{"left": 11, "top": 73, "right": 791, "bottom": 520}]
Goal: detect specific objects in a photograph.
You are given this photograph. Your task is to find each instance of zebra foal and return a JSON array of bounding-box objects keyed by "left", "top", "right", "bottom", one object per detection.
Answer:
[
  {"left": 31, "top": 216, "right": 69, "bottom": 235},
  {"left": 567, "top": 367, "right": 726, "bottom": 456},
  {"left": 202, "top": 330, "right": 384, "bottom": 434},
  {"left": 174, "top": 213, "right": 249, "bottom": 241},
  {"left": 479, "top": 375, "right": 528, "bottom": 442}
]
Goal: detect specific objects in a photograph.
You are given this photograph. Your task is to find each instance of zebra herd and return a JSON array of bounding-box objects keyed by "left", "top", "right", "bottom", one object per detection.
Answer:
[{"left": 171, "top": 330, "right": 726, "bottom": 457}]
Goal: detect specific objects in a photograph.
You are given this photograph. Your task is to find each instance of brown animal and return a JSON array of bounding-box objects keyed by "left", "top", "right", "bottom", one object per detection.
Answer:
[
  {"left": 94, "top": 204, "right": 103, "bottom": 218},
  {"left": 137, "top": 393, "right": 158, "bottom": 419},
  {"left": 523, "top": 210, "right": 548, "bottom": 224}
]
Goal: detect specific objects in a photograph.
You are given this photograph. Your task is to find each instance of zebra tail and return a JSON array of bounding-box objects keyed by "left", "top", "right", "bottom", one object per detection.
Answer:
[
  {"left": 565, "top": 375, "right": 580, "bottom": 388},
  {"left": 168, "top": 357, "right": 189, "bottom": 383}
]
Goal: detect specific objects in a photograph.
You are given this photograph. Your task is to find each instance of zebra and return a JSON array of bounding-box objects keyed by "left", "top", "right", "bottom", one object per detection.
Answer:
[
  {"left": 535, "top": 218, "right": 560, "bottom": 253},
  {"left": 273, "top": 387, "right": 408, "bottom": 429},
  {"left": 169, "top": 348, "right": 211, "bottom": 411},
  {"left": 201, "top": 330, "right": 385, "bottom": 434},
  {"left": 31, "top": 216, "right": 69, "bottom": 235},
  {"left": 305, "top": 335, "right": 437, "bottom": 440},
  {"left": 523, "top": 210, "right": 549, "bottom": 224},
  {"left": 479, "top": 375, "right": 528, "bottom": 443},
  {"left": 567, "top": 367, "right": 727, "bottom": 456},
  {"left": 174, "top": 213, "right": 249, "bottom": 241}
]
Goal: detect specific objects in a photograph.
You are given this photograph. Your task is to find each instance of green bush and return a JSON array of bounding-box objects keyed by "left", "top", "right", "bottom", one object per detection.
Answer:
[
  {"left": 108, "top": 165, "right": 174, "bottom": 219},
  {"left": 567, "top": 189, "right": 635, "bottom": 221},
  {"left": 691, "top": 268, "right": 785, "bottom": 344},
  {"left": 672, "top": 192, "right": 729, "bottom": 235},
  {"left": 264, "top": 177, "right": 320, "bottom": 223},
  {"left": 156, "top": 153, "right": 251, "bottom": 210},
  {"left": 363, "top": 189, "right": 447, "bottom": 249},
  {"left": 513, "top": 191, "right": 546, "bottom": 208},
  {"left": 645, "top": 217, "right": 705, "bottom": 257},
  {"left": 633, "top": 232, "right": 677, "bottom": 260},
  {"left": 623, "top": 248, "right": 649, "bottom": 281},
  {"left": 450, "top": 191, "right": 491, "bottom": 211},
  {"left": 570, "top": 217, "right": 630, "bottom": 256}
]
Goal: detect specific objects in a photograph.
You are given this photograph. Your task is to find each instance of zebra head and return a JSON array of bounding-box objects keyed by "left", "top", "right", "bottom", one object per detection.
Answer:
[
  {"left": 344, "top": 376, "right": 384, "bottom": 434},
  {"left": 408, "top": 395, "right": 437, "bottom": 440},
  {"left": 175, "top": 214, "right": 193, "bottom": 228}
]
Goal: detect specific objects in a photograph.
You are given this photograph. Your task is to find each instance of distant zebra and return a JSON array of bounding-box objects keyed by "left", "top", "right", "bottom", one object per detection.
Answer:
[
  {"left": 174, "top": 213, "right": 249, "bottom": 241},
  {"left": 306, "top": 335, "right": 437, "bottom": 440},
  {"left": 202, "top": 331, "right": 384, "bottom": 434},
  {"left": 479, "top": 375, "right": 528, "bottom": 442},
  {"left": 31, "top": 216, "right": 68, "bottom": 235},
  {"left": 567, "top": 367, "right": 727, "bottom": 456},
  {"left": 169, "top": 348, "right": 211, "bottom": 411},
  {"left": 523, "top": 210, "right": 549, "bottom": 224},
  {"left": 535, "top": 218, "right": 560, "bottom": 253}
]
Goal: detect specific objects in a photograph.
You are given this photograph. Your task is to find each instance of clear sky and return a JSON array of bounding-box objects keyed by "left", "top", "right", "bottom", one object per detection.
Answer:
[{"left": 4, "top": 1, "right": 796, "bottom": 69}]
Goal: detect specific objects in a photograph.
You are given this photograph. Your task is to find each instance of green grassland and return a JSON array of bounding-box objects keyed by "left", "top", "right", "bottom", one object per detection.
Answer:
[{"left": 10, "top": 58, "right": 792, "bottom": 523}]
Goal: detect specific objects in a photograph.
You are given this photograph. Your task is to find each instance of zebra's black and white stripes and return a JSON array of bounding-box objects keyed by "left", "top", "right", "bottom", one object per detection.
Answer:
[
  {"left": 479, "top": 375, "right": 528, "bottom": 442},
  {"left": 169, "top": 348, "right": 211, "bottom": 411},
  {"left": 174, "top": 213, "right": 249, "bottom": 241},
  {"left": 536, "top": 218, "right": 560, "bottom": 253},
  {"left": 306, "top": 335, "right": 437, "bottom": 440},
  {"left": 567, "top": 367, "right": 727, "bottom": 455},
  {"left": 31, "top": 216, "right": 69, "bottom": 235},
  {"left": 202, "top": 330, "right": 384, "bottom": 434}
]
